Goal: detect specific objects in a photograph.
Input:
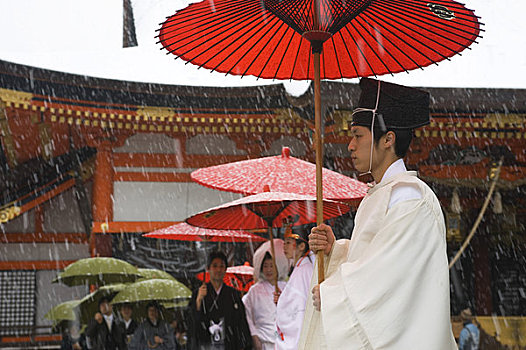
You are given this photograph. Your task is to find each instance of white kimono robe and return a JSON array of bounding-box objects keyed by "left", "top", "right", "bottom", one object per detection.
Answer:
[
  {"left": 276, "top": 251, "right": 314, "bottom": 350},
  {"left": 242, "top": 280, "right": 287, "bottom": 350},
  {"left": 299, "top": 170, "right": 457, "bottom": 350}
]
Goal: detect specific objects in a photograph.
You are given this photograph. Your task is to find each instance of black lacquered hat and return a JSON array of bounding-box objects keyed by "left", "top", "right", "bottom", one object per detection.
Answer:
[{"left": 351, "top": 78, "right": 430, "bottom": 130}]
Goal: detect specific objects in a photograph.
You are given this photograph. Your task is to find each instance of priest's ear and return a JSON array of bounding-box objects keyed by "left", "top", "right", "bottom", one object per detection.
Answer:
[{"left": 384, "top": 131, "right": 396, "bottom": 149}]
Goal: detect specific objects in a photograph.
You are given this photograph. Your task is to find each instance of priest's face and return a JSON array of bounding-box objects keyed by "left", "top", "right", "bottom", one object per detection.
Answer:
[
  {"left": 261, "top": 257, "right": 276, "bottom": 281},
  {"left": 348, "top": 125, "right": 375, "bottom": 173},
  {"left": 209, "top": 257, "right": 227, "bottom": 284}
]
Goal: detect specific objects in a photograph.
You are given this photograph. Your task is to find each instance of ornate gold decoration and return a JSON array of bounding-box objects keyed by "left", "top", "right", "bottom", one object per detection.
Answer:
[
  {"left": 77, "top": 157, "right": 96, "bottom": 181},
  {"left": 273, "top": 108, "right": 303, "bottom": 123},
  {"left": 0, "top": 206, "right": 21, "bottom": 223},
  {"left": 331, "top": 110, "right": 353, "bottom": 131},
  {"left": 446, "top": 212, "right": 462, "bottom": 242},
  {"left": 0, "top": 101, "right": 18, "bottom": 167},
  {"left": 0, "top": 88, "right": 33, "bottom": 107},
  {"left": 484, "top": 113, "right": 526, "bottom": 127},
  {"left": 136, "top": 106, "right": 175, "bottom": 120},
  {"left": 100, "top": 222, "right": 109, "bottom": 233}
]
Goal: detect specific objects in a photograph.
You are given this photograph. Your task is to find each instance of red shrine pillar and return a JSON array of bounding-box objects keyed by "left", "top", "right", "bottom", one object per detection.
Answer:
[{"left": 90, "top": 139, "right": 114, "bottom": 257}]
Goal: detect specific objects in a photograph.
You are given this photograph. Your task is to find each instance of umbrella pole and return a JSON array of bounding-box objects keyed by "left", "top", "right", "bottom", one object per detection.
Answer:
[
  {"left": 268, "top": 226, "right": 280, "bottom": 294},
  {"left": 313, "top": 47, "right": 325, "bottom": 284}
]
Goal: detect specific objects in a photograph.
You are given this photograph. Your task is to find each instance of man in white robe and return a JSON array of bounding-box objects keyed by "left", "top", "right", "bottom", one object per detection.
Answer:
[{"left": 299, "top": 78, "right": 457, "bottom": 350}]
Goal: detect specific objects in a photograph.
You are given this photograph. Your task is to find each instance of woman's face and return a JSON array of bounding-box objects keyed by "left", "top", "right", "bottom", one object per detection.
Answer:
[
  {"left": 283, "top": 238, "right": 296, "bottom": 260},
  {"left": 261, "top": 257, "right": 276, "bottom": 281}
]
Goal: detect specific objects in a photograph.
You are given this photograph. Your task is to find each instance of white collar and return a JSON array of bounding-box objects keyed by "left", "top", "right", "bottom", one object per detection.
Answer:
[
  {"left": 214, "top": 283, "right": 223, "bottom": 295},
  {"left": 124, "top": 318, "right": 132, "bottom": 328},
  {"left": 103, "top": 313, "right": 113, "bottom": 325},
  {"left": 379, "top": 159, "right": 406, "bottom": 184}
]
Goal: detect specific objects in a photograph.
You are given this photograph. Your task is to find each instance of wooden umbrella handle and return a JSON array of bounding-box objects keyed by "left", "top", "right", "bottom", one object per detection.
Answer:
[
  {"left": 268, "top": 226, "right": 280, "bottom": 294},
  {"left": 313, "top": 50, "right": 325, "bottom": 283}
]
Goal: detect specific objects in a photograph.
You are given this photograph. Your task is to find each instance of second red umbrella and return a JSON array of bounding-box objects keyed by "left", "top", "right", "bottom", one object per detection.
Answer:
[{"left": 186, "top": 191, "right": 350, "bottom": 292}]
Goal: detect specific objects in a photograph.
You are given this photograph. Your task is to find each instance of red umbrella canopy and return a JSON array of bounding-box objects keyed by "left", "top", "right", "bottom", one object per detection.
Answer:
[
  {"left": 227, "top": 262, "right": 255, "bottom": 284},
  {"left": 185, "top": 191, "right": 350, "bottom": 231},
  {"left": 191, "top": 147, "right": 368, "bottom": 203},
  {"left": 143, "top": 222, "right": 265, "bottom": 243},
  {"left": 158, "top": 0, "right": 482, "bottom": 79}
]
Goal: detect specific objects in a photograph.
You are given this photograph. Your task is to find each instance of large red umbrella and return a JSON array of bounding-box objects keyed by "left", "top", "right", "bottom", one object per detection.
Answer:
[
  {"left": 158, "top": 0, "right": 481, "bottom": 79},
  {"left": 191, "top": 147, "right": 368, "bottom": 205},
  {"left": 186, "top": 191, "right": 350, "bottom": 291},
  {"left": 158, "top": 0, "right": 481, "bottom": 282},
  {"left": 143, "top": 222, "right": 265, "bottom": 243}
]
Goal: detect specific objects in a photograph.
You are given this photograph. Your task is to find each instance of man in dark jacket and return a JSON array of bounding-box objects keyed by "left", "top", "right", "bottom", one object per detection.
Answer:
[
  {"left": 190, "top": 251, "right": 252, "bottom": 350},
  {"left": 119, "top": 303, "right": 138, "bottom": 345},
  {"left": 129, "top": 301, "right": 174, "bottom": 350},
  {"left": 86, "top": 296, "right": 127, "bottom": 350}
]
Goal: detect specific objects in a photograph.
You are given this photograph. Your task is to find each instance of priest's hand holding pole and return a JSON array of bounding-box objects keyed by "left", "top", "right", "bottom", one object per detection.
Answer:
[
  {"left": 309, "top": 224, "right": 335, "bottom": 311},
  {"left": 309, "top": 223, "right": 335, "bottom": 256}
]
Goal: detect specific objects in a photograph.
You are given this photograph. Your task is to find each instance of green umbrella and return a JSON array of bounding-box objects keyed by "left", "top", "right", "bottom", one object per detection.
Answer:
[
  {"left": 137, "top": 268, "right": 177, "bottom": 282},
  {"left": 76, "top": 283, "right": 128, "bottom": 325},
  {"left": 111, "top": 279, "right": 191, "bottom": 305},
  {"left": 45, "top": 300, "right": 81, "bottom": 322},
  {"left": 53, "top": 257, "right": 141, "bottom": 287},
  {"left": 111, "top": 279, "right": 192, "bottom": 322}
]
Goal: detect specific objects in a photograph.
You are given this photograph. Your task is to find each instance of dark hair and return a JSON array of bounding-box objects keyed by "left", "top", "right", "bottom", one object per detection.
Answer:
[
  {"left": 120, "top": 303, "right": 133, "bottom": 310},
  {"left": 370, "top": 125, "right": 413, "bottom": 158},
  {"left": 296, "top": 239, "right": 310, "bottom": 255},
  {"left": 260, "top": 251, "right": 273, "bottom": 272},
  {"left": 98, "top": 296, "right": 111, "bottom": 306},
  {"left": 146, "top": 301, "right": 161, "bottom": 311},
  {"left": 207, "top": 251, "right": 228, "bottom": 268}
]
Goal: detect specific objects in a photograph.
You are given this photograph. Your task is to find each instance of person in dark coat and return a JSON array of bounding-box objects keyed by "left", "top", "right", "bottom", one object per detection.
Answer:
[
  {"left": 128, "top": 301, "right": 174, "bottom": 350},
  {"left": 190, "top": 251, "right": 252, "bottom": 350},
  {"left": 60, "top": 321, "right": 87, "bottom": 350},
  {"left": 119, "top": 303, "right": 138, "bottom": 345},
  {"left": 85, "top": 296, "right": 127, "bottom": 350}
]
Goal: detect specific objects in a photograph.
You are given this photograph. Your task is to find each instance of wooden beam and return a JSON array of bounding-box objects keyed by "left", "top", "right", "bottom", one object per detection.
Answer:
[
  {"left": 0, "top": 233, "right": 87, "bottom": 244},
  {"left": 0, "top": 260, "right": 75, "bottom": 270},
  {"left": 92, "top": 221, "right": 180, "bottom": 233},
  {"left": 113, "top": 153, "right": 250, "bottom": 168},
  {"left": 19, "top": 178, "right": 76, "bottom": 214},
  {"left": 0, "top": 334, "right": 62, "bottom": 343},
  {"left": 114, "top": 172, "right": 192, "bottom": 182}
]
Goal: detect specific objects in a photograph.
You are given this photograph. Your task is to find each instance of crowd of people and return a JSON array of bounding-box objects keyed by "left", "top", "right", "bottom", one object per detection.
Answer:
[
  {"left": 59, "top": 223, "right": 314, "bottom": 350},
  {"left": 61, "top": 298, "right": 188, "bottom": 350}
]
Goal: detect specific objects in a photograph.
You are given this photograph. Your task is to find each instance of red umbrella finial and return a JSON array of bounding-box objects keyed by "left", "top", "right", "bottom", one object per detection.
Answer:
[
  {"left": 281, "top": 147, "right": 290, "bottom": 158},
  {"left": 263, "top": 184, "right": 271, "bottom": 192}
]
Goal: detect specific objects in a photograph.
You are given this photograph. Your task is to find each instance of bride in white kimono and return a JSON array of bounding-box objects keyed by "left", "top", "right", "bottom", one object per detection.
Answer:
[{"left": 242, "top": 239, "right": 289, "bottom": 350}]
